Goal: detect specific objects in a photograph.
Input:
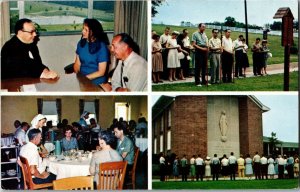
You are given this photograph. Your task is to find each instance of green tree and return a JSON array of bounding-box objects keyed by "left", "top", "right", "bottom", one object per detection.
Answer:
[
  {"left": 152, "top": 0, "right": 165, "bottom": 18},
  {"left": 224, "top": 16, "right": 236, "bottom": 27},
  {"left": 270, "top": 21, "right": 282, "bottom": 30},
  {"left": 268, "top": 132, "right": 281, "bottom": 155}
]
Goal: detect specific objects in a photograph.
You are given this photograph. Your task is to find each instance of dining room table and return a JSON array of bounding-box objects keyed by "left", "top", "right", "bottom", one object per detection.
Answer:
[
  {"left": 1, "top": 72, "right": 103, "bottom": 92},
  {"left": 47, "top": 154, "right": 92, "bottom": 179}
]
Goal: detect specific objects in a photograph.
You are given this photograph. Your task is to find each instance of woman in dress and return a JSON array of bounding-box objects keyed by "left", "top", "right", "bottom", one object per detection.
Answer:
[
  {"left": 152, "top": 34, "right": 163, "bottom": 83},
  {"left": 61, "top": 126, "right": 78, "bottom": 151},
  {"left": 166, "top": 31, "right": 188, "bottom": 82},
  {"left": 89, "top": 130, "right": 122, "bottom": 186},
  {"left": 245, "top": 154, "right": 253, "bottom": 180},
  {"left": 267, "top": 155, "right": 275, "bottom": 179},
  {"left": 241, "top": 38, "right": 249, "bottom": 77},
  {"left": 173, "top": 156, "right": 179, "bottom": 181},
  {"left": 190, "top": 155, "right": 196, "bottom": 181},
  {"left": 74, "top": 18, "right": 110, "bottom": 85},
  {"left": 205, "top": 156, "right": 211, "bottom": 181}
]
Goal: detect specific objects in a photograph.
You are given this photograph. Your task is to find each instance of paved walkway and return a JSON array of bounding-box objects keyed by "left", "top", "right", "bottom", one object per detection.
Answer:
[{"left": 153, "top": 62, "right": 298, "bottom": 85}]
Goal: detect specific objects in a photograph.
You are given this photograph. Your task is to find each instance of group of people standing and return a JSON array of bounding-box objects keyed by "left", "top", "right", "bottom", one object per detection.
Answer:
[
  {"left": 152, "top": 23, "right": 271, "bottom": 85},
  {"left": 159, "top": 152, "right": 299, "bottom": 182}
]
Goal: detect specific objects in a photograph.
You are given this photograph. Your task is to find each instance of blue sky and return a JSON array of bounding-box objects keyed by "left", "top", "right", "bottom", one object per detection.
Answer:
[
  {"left": 151, "top": 95, "right": 298, "bottom": 143},
  {"left": 152, "top": 0, "right": 298, "bottom": 27}
]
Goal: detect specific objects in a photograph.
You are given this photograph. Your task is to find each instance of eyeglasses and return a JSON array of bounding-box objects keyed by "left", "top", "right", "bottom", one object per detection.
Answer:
[{"left": 21, "top": 29, "right": 37, "bottom": 35}]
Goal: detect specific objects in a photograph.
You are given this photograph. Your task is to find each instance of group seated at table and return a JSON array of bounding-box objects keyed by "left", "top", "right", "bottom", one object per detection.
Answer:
[
  {"left": 1, "top": 18, "right": 147, "bottom": 92},
  {"left": 14, "top": 114, "right": 145, "bottom": 189}
]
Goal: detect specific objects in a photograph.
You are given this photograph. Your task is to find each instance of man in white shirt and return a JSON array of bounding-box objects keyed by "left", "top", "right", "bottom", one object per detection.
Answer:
[
  {"left": 208, "top": 29, "right": 222, "bottom": 84},
  {"left": 233, "top": 35, "right": 244, "bottom": 77},
  {"left": 110, "top": 33, "right": 147, "bottom": 92},
  {"left": 221, "top": 29, "right": 234, "bottom": 83},
  {"left": 253, "top": 151, "right": 261, "bottom": 180},
  {"left": 195, "top": 154, "right": 204, "bottom": 181},
  {"left": 15, "top": 122, "right": 29, "bottom": 146},
  {"left": 228, "top": 152, "right": 237, "bottom": 180},
  {"left": 160, "top": 27, "right": 171, "bottom": 80},
  {"left": 260, "top": 154, "right": 268, "bottom": 179},
  {"left": 19, "top": 129, "right": 56, "bottom": 184},
  {"left": 277, "top": 155, "right": 285, "bottom": 179}
]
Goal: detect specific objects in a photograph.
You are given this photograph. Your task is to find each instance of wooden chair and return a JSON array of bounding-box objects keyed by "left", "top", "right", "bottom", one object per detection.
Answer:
[
  {"left": 126, "top": 146, "right": 140, "bottom": 189},
  {"left": 53, "top": 176, "right": 94, "bottom": 190},
  {"left": 18, "top": 156, "right": 53, "bottom": 190},
  {"left": 98, "top": 161, "right": 128, "bottom": 190}
]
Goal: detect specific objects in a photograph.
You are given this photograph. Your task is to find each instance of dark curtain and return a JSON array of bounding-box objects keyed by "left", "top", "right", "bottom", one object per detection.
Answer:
[
  {"left": 95, "top": 99, "right": 99, "bottom": 122},
  {"left": 79, "top": 99, "right": 84, "bottom": 116},
  {"left": 37, "top": 98, "right": 43, "bottom": 114},
  {"left": 56, "top": 99, "right": 62, "bottom": 123}
]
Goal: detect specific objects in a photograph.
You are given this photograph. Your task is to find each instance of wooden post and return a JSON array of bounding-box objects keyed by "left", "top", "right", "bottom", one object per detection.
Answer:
[
  {"left": 273, "top": 7, "right": 294, "bottom": 91},
  {"left": 284, "top": 45, "right": 290, "bottom": 91}
]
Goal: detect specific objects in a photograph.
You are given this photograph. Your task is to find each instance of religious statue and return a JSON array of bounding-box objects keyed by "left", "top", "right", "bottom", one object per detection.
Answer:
[{"left": 219, "top": 110, "right": 228, "bottom": 142}]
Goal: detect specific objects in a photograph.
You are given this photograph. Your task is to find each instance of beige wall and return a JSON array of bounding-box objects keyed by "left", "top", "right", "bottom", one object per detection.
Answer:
[
  {"left": 1, "top": 96, "right": 147, "bottom": 134},
  {"left": 37, "top": 33, "right": 113, "bottom": 73}
]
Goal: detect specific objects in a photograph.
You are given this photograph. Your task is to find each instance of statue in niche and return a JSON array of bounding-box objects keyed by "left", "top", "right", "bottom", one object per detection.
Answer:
[{"left": 219, "top": 110, "right": 228, "bottom": 142}]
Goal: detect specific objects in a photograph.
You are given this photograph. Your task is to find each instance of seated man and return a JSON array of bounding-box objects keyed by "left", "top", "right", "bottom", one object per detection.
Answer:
[
  {"left": 113, "top": 123, "right": 134, "bottom": 184},
  {"left": 1, "top": 18, "right": 58, "bottom": 79},
  {"left": 15, "top": 122, "right": 30, "bottom": 146},
  {"left": 19, "top": 129, "right": 56, "bottom": 184},
  {"left": 101, "top": 33, "right": 147, "bottom": 92}
]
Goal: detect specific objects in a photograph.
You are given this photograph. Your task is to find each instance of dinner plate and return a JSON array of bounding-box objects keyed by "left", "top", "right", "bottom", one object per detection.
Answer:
[{"left": 6, "top": 171, "right": 16, "bottom": 176}]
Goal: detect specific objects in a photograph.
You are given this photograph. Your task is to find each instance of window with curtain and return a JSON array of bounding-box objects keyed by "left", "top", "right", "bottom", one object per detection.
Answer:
[
  {"left": 115, "top": 102, "right": 131, "bottom": 121},
  {"left": 154, "top": 137, "right": 157, "bottom": 154},
  {"left": 160, "top": 115, "right": 164, "bottom": 132},
  {"left": 168, "top": 109, "right": 171, "bottom": 127},
  {"left": 84, "top": 101, "right": 96, "bottom": 125},
  {"left": 160, "top": 134, "right": 163, "bottom": 152},
  {"left": 8, "top": 0, "right": 114, "bottom": 33},
  {"left": 42, "top": 100, "right": 58, "bottom": 126},
  {"left": 167, "top": 130, "right": 171, "bottom": 150}
]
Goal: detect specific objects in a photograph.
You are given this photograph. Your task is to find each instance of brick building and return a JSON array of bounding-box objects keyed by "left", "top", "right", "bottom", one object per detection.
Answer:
[{"left": 152, "top": 95, "right": 270, "bottom": 158}]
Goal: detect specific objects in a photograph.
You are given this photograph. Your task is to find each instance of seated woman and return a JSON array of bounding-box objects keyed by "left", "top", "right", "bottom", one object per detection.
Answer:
[
  {"left": 61, "top": 126, "right": 78, "bottom": 151},
  {"left": 89, "top": 130, "right": 122, "bottom": 186},
  {"left": 74, "top": 18, "right": 110, "bottom": 85}
]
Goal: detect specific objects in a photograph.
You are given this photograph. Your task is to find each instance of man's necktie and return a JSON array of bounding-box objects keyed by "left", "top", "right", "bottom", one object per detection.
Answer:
[{"left": 121, "top": 62, "right": 124, "bottom": 87}]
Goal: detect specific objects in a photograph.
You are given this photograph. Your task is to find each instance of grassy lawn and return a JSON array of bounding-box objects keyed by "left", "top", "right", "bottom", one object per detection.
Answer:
[
  {"left": 152, "top": 179, "right": 299, "bottom": 189},
  {"left": 10, "top": 1, "right": 114, "bottom": 31},
  {"left": 40, "top": 22, "right": 114, "bottom": 32},
  {"left": 152, "top": 71, "right": 298, "bottom": 91},
  {"left": 152, "top": 24, "right": 299, "bottom": 65}
]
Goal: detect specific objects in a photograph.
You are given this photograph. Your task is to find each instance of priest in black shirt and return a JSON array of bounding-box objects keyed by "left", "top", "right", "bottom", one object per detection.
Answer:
[{"left": 1, "top": 18, "right": 57, "bottom": 79}]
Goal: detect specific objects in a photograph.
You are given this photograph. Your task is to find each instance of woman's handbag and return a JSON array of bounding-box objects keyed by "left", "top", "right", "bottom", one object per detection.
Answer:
[{"left": 178, "top": 51, "right": 185, "bottom": 60}]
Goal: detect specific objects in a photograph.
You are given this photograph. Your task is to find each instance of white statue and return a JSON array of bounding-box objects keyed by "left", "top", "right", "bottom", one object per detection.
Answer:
[{"left": 219, "top": 110, "right": 228, "bottom": 142}]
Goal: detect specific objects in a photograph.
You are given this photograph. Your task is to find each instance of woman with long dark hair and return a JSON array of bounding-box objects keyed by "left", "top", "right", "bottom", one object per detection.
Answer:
[{"left": 74, "top": 18, "right": 110, "bottom": 85}]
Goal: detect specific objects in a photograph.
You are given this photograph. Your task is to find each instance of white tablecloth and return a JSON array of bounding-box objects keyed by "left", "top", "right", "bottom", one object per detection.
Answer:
[
  {"left": 135, "top": 138, "right": 147, "bottom": 152},
  {"left": 48, "top": 158, "right": 91, "bottom": 179}
]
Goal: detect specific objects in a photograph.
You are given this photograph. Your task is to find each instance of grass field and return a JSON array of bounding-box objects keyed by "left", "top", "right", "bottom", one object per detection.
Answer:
[
  {"left": 152, "top": 24, "right": 299, "bottom": 65},
  {"left": 152, "top": 71, "right": 298, "bottom": 91},
  {"left": 152, "top": 179, "right": 299, "bottom": 189},
  {"left": 10, "top": 1, "right": 114, "bottom": 31}
]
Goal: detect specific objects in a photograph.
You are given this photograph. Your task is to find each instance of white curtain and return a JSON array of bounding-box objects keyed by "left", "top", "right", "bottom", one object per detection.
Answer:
[
  {"left": 114, "top": 0, "right": 147, "bottom": 60},
  {"left": 0, "top": 1, "right": 10, "bottom": 48}
]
